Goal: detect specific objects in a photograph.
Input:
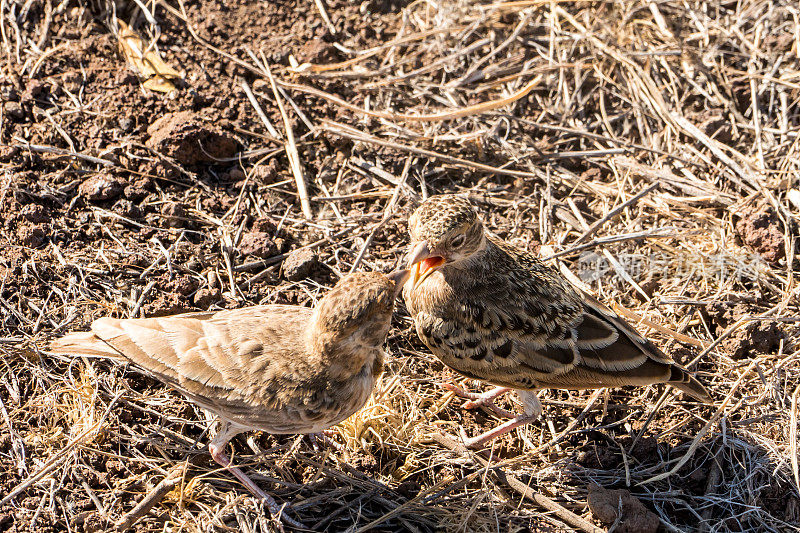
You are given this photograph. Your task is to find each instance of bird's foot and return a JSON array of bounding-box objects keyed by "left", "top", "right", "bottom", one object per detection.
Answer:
[
  {"left": 209, "top": 443, "right": 307, "bottom": 530},
  {"left": 306, "top": 430, "right": 345, "bottom": 453},
  {"left": 458, "top": 413, "right": 539, "bottom": 449},
  {"left": 439, "top": 383, "right": 516, "bottom": 418}
]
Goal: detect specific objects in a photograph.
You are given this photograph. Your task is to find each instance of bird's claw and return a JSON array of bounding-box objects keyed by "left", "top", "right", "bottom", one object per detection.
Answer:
[
  {"left": 210, "top": 443, "right": 307, "bottom": 530},
  {"left": 440, "top": 384, "right": 516, "bottom": 418},
  {"left": 307, "top": 430, "right": 345, "bottom": 453},
  {"left": 461, "top": 399, "right": 517, "bottom": 419},
  {"left": 437, "top": 382, "right": 465, "bottom": 394}
]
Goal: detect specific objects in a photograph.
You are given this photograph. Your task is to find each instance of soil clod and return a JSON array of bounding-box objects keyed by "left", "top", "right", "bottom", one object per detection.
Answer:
[
  {"left": 588, "top": 484, "right": 659, "bottom": 533},
  {"left": 735, "top": 203, "right": 786, "bottom": 264},
  {"left": 79, "top": 173, "right": 125, "bottom": 202},
  {"left": 282, "top": 248, "right": 319, "bottom": 281},
  {"left": 146, "top": 111, "right": 239, "bottom": 166}
]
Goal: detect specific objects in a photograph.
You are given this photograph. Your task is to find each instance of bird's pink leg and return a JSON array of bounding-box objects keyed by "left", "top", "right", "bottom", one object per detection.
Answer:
[
  {"left": 459, "top": 413, "right": 539, "bottom": 449},
  {"left": 451, "top": 390, "right": 543, "bottom": 449},
  {"left": 209, "top": 424, "right": 306, "bottom": 530},
  {"left": 440, "top": 383, "right": 516, "bottom": 418}
]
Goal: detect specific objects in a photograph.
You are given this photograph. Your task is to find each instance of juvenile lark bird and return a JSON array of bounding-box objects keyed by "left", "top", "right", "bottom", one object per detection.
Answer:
[
  {"left": 402, "top": 195, "right": 710, "bottom": 448},
  {"left": 51, "top": 269, "right": 409, "bottom": 528}
]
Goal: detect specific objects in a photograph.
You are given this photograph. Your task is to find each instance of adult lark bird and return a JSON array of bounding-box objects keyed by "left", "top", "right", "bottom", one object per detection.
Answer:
[
  {"left": 401, "top": 194, "right": 710, "bottom": 448},
  {"left": 51, "top": 269, "right": 409, "bottom": 529}
]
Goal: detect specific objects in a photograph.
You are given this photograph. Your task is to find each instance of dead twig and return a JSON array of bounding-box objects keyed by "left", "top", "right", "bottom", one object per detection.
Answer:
[{"left": 115, "top": 465, "right": 186, "bottom": 531}]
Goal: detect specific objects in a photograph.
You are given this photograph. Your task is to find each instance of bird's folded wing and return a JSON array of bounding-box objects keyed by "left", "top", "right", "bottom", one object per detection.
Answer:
[
  {"left": 424, "top": 297, "right": 581, "bottom": 379},
  {"left": 574, "top": 292, "right": 672, "bottom": 368},
  {"left": 53, "top": 306, "right": 313, "bottom": 404},
  {"left": 435, "top": 285, "right": 681, "bottom": 388}
]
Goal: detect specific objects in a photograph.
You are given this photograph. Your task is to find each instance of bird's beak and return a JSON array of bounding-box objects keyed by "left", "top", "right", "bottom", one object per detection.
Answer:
[
  {"left": 406, "top": 241, "right": 444, "bottom": 290},
  {"left": 387, "top": 269, "right": 411, "bottom": 298}
]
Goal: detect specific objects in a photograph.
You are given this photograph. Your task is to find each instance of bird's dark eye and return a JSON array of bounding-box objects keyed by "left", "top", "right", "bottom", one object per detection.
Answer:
[{"left": 451, "top": 234, "right": 466, "bottom": 248}]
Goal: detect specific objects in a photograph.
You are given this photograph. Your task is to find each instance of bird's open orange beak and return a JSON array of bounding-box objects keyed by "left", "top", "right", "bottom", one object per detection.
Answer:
[{"left": 407, "top": 241, "right": 444, "bottom": 290}]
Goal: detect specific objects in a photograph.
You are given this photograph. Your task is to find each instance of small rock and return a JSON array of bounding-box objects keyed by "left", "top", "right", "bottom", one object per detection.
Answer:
[
  {"left": 18, "top": 225, "right": 46, "bottom": 247},
  {"left": 239, "top": 231, "right": 278, "bottom": 258},
  {"left": 82, "top": 512, "right": 104, "bottom": 533},
  {"left": 721, "top": 320, "right": 784, "bottom": 359},
  {"left": 228, "top": 168, "right": 245, "bottom": 180},
  {"left": 142, "top": 293, "right": 189, "bottom": 317},
  {"left": 252, "top": 217, "right": 277, "bottom": 234},
  {"left": 0, "top": 86, "right": 18, "bottom": 101},
  {"left": 62, "top": 71, "right": 82, "bottom": 92},
  {"left": 575, "top": 445, "right": 617, "bottom": 469},
  {"left": 735, "top": 203, "right": 785, "bottom": 264},
  {"left": 146, "top": 111, "right": 238, "bottom": 166},
  {"left": 4, "top": 101, "right": 25, "bottom": 121},
  {"left": 193, "top": 287, "right": 221, "bottom": 307},
  {"left": 124, "top": 177, "right": 152, "bottom": 201},
  {"left": 749, "top": 322, "right": 784, "bottom": 353},
  {"left": 703, "top": 301, "right": 750, "bottom": 333},
  {"left": 79, "top": 174, "right": 125, "bottom": 202},
  {"left": 626, "top": 435, "right": 660, "bottom": 462},
  {"left": 114, "top": 199, "right": 142, "bottom": 219},
  {"left": 253, "top": 158, "right": 279, "bottom": 181},
  {"left": 588, "top": 484, "right": 659, "bottom": 533},
  {"left": 118, "top": 116, "right": 134, "bottom": 132},
  {"left": 22, "top": 79, "right": 45, "bottom": 101},
  {"left": 0, "top": 145, "right": 19, "bottom": 162},
  {"left": 19, "top": 204, "right": 48, "bottom": 223},
  {"left": 117, "top": 70, "right": 138, "bottom": 85},
  {"left": 167, "top": 275, "right": 199, "bottom": 297},
  {"left": 282, "top": 248, "right": 318, "bottom": 281},
  {"left": 396, "top": 480, "right": 421, "bottom": 499},
  {"left": 161, "top": 202, "right": 187, "bottom": 228},
  {"left": 298, "top": 38, "right": 341, "bottom": 64}
]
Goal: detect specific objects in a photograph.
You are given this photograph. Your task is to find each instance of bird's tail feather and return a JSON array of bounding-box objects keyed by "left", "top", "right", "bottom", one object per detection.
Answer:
[{"left": 49, "top": 332, "right": 123, "bottom": 360}]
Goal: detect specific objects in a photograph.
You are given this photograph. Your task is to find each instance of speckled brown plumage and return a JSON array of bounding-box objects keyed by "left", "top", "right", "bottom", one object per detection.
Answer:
[
  {"left": 50, "top": 269, "right": 409, "bottom": 527},
  {"left": 402, "top": 194, "right": 710, "bottom": 447}
]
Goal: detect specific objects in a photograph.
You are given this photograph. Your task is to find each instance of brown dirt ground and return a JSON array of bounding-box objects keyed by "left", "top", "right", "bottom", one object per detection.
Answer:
[{"left": 1, "top": 0, "right": 799, "bottom": 532}]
